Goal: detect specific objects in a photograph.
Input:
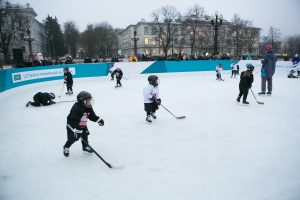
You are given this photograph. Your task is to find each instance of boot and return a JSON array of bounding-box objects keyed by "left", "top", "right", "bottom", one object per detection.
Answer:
[
  {"left": 242, "top": 100, "right": 249, "bottom": 104},
  {"left": 258, "top": 92, "right": 265, "bottom": 95},
  {"left": 236, "top": 96, "right": 241, "bottom": 102},
  {"left": 146, "top": 115, "right": 152, "bottom": 123},
  {"left": 63, "top": 146, "right": 69, "bottom": 157},
  {"left": 267, "top": 91, "right": 272, "bottom": 96},
  {"left": 83, "top": 146, "right": 93, "bottom": 153}
]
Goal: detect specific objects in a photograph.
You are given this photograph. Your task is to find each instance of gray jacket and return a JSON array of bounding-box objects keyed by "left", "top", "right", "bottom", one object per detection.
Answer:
[{"left": 261, "top": 51, "right": 277, "bottom": 78}]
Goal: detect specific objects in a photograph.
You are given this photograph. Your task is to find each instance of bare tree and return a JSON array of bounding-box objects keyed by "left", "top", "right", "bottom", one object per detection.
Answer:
[
  {"left": 244, "top": 22, "right": 261, "bottom": 54},
  {"left": 64, "top": 21, "right": 80, "bottom": 58},
  {"left": 80, "top": 24, "right": 95, "bottom": 57},
  {"left": 266, "top": 26, "right": 281, "bottom": 52},
  {"left": 151, "top": 5, "right": 181, "bottom": 58},
  {"left": 229, "top": 14, "right": 248, "bottom": 56},
  {"left": 283, "top": 34, "right": 300, "bottom": 56},
  {"left": 182, "top": 4, "right": 205, "bottom": 55}
]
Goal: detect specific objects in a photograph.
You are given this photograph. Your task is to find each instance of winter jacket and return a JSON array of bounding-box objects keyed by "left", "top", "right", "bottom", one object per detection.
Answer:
[
  {"left": 261, "top": 51, "right": 277, "bottom": 77},
  {"left": 239, "top": 71, "right": 253, "bottom": 90},
  {"left": 33, "top": 92, "right": 55, "bottom": 106},
  {"left": 64, "top": 72, "right": 73, "bottom": 84},
  {"left": 111, "top": 69, "right": 123, "bottom": 80},
  {"left": 67, "top": 102, "right": 100, "bottom": 130},
  {"left": 143, "top": 84, "right": 160, "bottom": 103}
]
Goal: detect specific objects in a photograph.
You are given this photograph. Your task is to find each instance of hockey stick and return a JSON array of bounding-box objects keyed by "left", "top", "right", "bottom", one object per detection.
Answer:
[
  {"left": 58, "top": 82, "right": 65, "bottom": 98},
  {"left": 56, "top": 100, "right": 77, "bottom": 103},
  {"left": 80, "top": 138, "right": 123, "bottom": 169},
  {"left": 160, "top": 103, "right": 186, "bottom": 119},
  {"left": 250, "top": 88, "right": 264, "bottom": 105}
]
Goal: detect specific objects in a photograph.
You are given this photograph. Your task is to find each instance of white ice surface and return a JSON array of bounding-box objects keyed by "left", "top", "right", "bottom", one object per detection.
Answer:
[{"left": 0, "top": 68, "right": 300, "bottom": 200}]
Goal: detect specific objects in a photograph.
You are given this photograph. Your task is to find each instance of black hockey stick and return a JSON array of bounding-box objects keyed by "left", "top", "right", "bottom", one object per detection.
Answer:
[
  {"left": 160, "top": 104, "right": 186, "bottom": 119},
  {"left": 250, "top": 88, "right": 264, "bottom": 105},
  {"left": 80, "top": 138, "right": 123, "bottom": 169}
]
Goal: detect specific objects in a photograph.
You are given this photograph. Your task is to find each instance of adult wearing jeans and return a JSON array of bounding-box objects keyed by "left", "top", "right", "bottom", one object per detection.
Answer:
[{"left": 259, "top": 44, "right": 277, "bottom": 96}]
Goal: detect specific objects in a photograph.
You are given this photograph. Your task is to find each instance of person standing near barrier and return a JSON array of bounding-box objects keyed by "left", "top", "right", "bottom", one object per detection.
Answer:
[
  {"left": 258, "top": 44, "right": 277, "bottom": 96},
  {"left": 64, "top": 67, "right": 73, "bottom": 95}
]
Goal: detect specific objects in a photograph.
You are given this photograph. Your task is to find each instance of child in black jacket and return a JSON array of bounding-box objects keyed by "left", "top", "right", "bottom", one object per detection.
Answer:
[
  {"left": 237, "top": 64, "right": 254, "bottom": 104},
  {"left": 63, "top": 67, "right": 73, "bottom": 95},
  {"left": 26, "top": 92, "right": 56, "bottom": 107},
  {"left": 63, "top": 91, "right": 104, "bottom": 157}
]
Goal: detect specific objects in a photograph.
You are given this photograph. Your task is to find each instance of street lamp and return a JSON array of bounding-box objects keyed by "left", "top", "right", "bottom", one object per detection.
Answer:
[
  {"left": 211, "top": 12, "right": 222, "bottom": 55},
  {"left": 25, "top": 28, "right": 34, "bottom": 57},
  {"left": 131, "top": 30, "right": 139, "bottom": 56}
]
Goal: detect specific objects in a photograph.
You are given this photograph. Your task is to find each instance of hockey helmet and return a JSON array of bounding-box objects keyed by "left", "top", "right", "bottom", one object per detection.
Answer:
[
  {"left": 246, "top": 63, "right": 254, "bottom": 72},
  {"left": 148, "top": 75, "right": 159, "bottom": 86},
  {"left": 49, "top": 92, "right": 55, "bottom": 99},
  {"left": 77, "top": 91, "right": 93, "bottom": 108},
  {"left": 63, "top": 67, "right": 69, "bottom": 72}
]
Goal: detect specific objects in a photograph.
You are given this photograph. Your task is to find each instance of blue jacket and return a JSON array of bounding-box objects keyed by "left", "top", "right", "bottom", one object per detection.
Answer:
[{"left": 261, "top": 51, "right": 277, "bottom": 77}]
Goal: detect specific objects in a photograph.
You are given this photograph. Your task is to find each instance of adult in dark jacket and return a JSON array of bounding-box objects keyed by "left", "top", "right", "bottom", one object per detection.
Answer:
[
  {"left": 236, "top": 64, "right": 254, "bottom": 104},
  {"left": 63, "top": 67, "right": 73, "bottom": 95},
  {"left": 63, "top": 91, "right": 104, "bottom": 157},
  {"left": 26, "top": 92, "right": 56, "bottom": 107},
  {"left": 259, "top": 44, "right": 277, "bottom": 95}
]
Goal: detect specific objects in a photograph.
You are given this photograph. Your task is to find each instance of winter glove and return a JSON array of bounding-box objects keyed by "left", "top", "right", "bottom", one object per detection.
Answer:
[
  {"left": 64, "top": 81, "right": 67, "bottom": 84},
  {"left": 74, "top": 128, "right": 83, "bottom": 139},
  {"left": 156, "top": 98, "right": 161, "bottom": 105},
  {"left": 97, "top": 118, "right": 104, "bottom": 126},
  {"left": 149, "top": 96, "right": 157, "bottom": 102}
]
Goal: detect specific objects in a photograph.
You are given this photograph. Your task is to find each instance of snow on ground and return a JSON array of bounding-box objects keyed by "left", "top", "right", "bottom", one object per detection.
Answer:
[{"left": 0, "top": 68, "right": 300, "bottom": 200}]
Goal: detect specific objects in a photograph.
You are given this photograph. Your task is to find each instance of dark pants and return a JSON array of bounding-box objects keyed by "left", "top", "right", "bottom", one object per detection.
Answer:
[
  {"left": 116, "top": 78, "right": 122, "bottom": 86},
  {"left": 64, "top": 126, "right": 89, "bottom": 149},
  {"left": 144, "top": 102, "right": 158, "bottom": 116},
  {"left": 261, "top": 76, "right": 272, "bottom": 92},
  {"left": 66, "top": 82, "right": 73, "bottom": 93},
  {"left": 238, "top": 86, "right": 249, "bottom": 102},
  {"left": 231, "top": 70, "right": 237, "bottom": 77}
]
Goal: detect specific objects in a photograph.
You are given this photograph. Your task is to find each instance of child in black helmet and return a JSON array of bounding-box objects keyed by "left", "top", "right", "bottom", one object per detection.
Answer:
[
  {"left": 26, "top": 92, "right": 56, "bottom": 107},
  {"left": 111, "top": 68, "right": 123, "bottom": 87},
  {"left": 63, "top": 91, "right": 105, "bottom": 157},
  {"left": 63, "top": 67, "right": 73, "bottom": 95},
  {"left": 236, "top": 64, "right": 254, "bottom": 104},
  {"left": 143, "top": 75, "right": 161, "bottom": 123}
]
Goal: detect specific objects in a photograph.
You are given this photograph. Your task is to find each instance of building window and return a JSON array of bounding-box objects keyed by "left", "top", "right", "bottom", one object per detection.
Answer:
[
  {"left": 152, "top": 38, "right": 156, "bottom": 45},
  {"left": 144, "top": 27, "right": 148, "bottom": 35},
  {"left": 144, "top": 38, "right": 149, "bottom": 45},
  {"left": 152, "top": 27, "right": 156, "bottom": 35}
]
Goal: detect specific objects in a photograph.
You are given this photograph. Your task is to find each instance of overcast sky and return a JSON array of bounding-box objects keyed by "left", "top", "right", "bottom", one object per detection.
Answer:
[{"left": 14, "top": 0, "right": 300, "bottom": 37}]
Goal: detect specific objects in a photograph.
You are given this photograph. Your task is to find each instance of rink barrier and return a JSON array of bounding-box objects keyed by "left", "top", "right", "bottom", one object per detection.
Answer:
[
  {"left": 142, "top": 60, "right": 233, "bottom": 73},
  {"left": 0, "top": 60, "right": 293, "bottom": 93},
  {"left": 0, "top": 63, "right": 110, "bottom": 93}
]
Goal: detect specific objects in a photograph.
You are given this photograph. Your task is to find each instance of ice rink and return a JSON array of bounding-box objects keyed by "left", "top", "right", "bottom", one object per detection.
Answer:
[{"left": 0, "top": 67, "right": 300, "bottom": 200}]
